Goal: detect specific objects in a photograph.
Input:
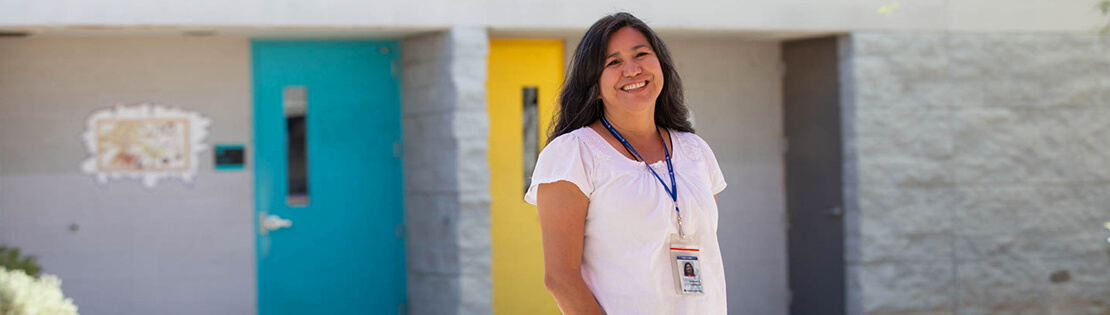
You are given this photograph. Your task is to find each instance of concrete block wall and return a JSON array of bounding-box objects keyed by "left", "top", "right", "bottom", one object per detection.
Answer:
[
  {"left": 401, "top": 27, "right": 492, "bottom": 315},
  {"left": 844, "top": 32, "right": 1110, "bottom": 314}
]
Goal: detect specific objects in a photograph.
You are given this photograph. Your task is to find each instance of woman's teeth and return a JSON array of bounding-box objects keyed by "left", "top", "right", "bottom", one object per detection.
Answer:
[{"left": 621, "top": 81, "right": 646, "bottom": 91}]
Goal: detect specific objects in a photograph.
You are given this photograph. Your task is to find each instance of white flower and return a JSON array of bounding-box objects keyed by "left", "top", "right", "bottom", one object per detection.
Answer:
[{"left": 0, "top": 267, "right": 79, "bottom": 315}]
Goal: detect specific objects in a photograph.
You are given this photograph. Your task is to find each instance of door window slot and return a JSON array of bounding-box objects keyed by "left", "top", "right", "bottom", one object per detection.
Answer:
[{"left": 284, "top": 86, "right": 310, "bottom": 206}]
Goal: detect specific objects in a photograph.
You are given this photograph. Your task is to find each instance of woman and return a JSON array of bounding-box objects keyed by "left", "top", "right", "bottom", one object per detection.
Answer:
[{"left": 523, "top": 12, "right": 728, "bottom": 314}]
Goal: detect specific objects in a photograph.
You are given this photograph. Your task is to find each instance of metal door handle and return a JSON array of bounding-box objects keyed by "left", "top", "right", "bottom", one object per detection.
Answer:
[
  {"left": 825, "top": 206, "right": 843, "bottom": 217},
  {"left": 259, "top": 212, "right": 293, "bottom": 235}
]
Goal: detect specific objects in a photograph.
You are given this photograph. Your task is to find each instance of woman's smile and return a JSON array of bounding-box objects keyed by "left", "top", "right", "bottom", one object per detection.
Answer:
[{"left": 620, "top": 80, "right": 649, "bottom": 92}]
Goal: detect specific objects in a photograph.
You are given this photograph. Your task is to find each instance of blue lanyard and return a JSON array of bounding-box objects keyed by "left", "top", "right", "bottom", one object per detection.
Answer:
[{"left": 600, "top": 116, "right": 682, "bottom": 231}]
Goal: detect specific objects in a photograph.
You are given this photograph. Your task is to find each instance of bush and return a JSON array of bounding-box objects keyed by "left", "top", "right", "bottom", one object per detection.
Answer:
[
  {"left": 0, "top": 267, "right": 79, "bottom": 315},
  {"left": 0, "top": 246, "right": 41, "bottom": 277}
]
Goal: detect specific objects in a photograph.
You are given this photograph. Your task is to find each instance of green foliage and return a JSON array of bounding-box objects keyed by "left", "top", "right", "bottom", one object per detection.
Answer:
[
  {"left": 1101, "top": 0, "right": 1110, "bottom": 35},
  {"left": 876, "top": 1, "right": 901, "bottom": 16},
  {"left": 0, "top": 246, "right": 40, "bottom": 277}
]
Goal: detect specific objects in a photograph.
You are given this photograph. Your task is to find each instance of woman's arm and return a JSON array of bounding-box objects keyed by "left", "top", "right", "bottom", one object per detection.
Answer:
[{"left": 536, "top": 181, "right": 603, "bottom": 315}]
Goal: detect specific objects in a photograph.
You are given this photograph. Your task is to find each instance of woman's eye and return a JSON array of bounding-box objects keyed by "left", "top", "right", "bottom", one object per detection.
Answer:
[
  {"left": 636, "top": 52, "right": 649, "bottom": 57},
  {"left": 606, "top": 60, "right": 619, "bottom": 67}
]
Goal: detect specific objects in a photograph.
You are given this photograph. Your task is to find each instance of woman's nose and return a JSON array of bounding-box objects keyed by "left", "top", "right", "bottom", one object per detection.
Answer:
[{"left": 622, "top": 60, "right": 642, "bottom": 77}]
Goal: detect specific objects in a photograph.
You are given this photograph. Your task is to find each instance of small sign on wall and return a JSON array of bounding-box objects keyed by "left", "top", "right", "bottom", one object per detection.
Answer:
[{"left": 214, "top": 144, "right": 245, "bottom": 171}]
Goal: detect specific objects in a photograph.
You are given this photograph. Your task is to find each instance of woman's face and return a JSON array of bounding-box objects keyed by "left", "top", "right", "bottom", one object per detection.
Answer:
[{"left": 598, "top": 26, "right": 664, "bottom": 116}]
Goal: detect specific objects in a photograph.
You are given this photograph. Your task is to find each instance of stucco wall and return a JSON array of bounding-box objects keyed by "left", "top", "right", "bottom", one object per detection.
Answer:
[
  {"left": 669, "top": 38, "right": 789, "bottom": 315},
  {"left": 844, "top": 32, "right": 1110, "bottom": 314},
  {"left": 0, "top": 37, "right": 255, "bottom": 315},
  {"left": 1, "top": 0, "right": 1106, "bottom": 33}
]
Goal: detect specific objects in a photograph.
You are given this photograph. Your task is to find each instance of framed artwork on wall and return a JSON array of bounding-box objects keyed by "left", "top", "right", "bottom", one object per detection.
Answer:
[{"left": 79, "top": 103, "right": 212, "bottom": 188}]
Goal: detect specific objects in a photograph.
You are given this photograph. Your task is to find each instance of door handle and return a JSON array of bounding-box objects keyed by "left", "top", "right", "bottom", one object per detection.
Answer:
[
  {"left": 259, "top": 212, "right": 293, "bottom": 235},
  {"left": 824, "top": 206, "right": 844, "bottom": 217}
]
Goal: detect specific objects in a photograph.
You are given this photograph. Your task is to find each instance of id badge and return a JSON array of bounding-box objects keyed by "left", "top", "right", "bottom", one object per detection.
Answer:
[{"left": 669, "top": 233, "right": 704, "bottom": 295}]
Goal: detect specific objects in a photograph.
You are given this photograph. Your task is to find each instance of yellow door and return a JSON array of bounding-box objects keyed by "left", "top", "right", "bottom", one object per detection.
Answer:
[{"left": 487, "top": 39, "right": 564, "bottom": 314}]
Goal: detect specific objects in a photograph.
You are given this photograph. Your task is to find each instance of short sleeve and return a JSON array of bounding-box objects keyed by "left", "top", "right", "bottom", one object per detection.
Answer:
[
  {"left": 524, "top": 133, "right": 595, "bottom": 205},
  {"left": 697, "top": 136, "right": 727, "bottom": 195}
]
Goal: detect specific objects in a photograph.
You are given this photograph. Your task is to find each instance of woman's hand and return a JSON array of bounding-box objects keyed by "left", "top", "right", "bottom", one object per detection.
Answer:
[{"left": 536, "top": 181, "right": 603, "bottom": 315}]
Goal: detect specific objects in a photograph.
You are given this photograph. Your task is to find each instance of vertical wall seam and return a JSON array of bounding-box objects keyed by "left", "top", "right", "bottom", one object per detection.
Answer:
[{"left": 837, "top": 33, "right": 862, "bottom": 315}]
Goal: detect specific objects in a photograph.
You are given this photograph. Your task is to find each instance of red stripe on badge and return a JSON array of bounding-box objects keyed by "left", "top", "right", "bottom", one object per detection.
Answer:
[{"left": 669, "top": 248, "right": 699, "bottom": 252}]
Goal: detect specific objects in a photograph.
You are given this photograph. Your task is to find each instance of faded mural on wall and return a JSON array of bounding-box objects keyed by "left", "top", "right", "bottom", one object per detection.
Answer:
[{"left": 80, "top": 103, "right": 212, "bottom": 188}]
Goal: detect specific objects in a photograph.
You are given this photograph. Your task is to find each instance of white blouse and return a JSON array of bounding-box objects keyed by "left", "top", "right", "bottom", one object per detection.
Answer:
[{"left": 524, "top": 126, "right": 728, "bottom": 315}]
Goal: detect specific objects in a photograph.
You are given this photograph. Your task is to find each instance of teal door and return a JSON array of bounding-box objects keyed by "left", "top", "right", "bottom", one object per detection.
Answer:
[{"left": 252, "top": 40, "right": 404, "bottom": 315}]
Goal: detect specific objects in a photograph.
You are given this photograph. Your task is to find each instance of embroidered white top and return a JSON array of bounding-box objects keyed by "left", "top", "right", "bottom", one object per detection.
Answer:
[{"left": 524, "top": 126, "right": 728, "bottom": 315}]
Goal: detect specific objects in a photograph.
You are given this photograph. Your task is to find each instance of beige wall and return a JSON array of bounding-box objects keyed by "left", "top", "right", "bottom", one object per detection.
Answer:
[
  {"left": 2, "top": 0, "right": 1107, "bottom": 34},
  {"left": 0, "top": 37, "right": 255, "bottom": 315},
  {"left": 671, "top": 38, "right": 788, "bottom": 315}
]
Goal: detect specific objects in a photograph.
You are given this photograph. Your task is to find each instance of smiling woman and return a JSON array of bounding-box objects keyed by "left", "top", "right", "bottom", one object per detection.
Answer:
[
  {"left": 598, "top": 27, "right": 664, "bottom": 119},
  {"left": 549, "top": 13, "right": 691, "bottom": 142},
  {"left": 524, "top": 12, "right": 729, "bottom": 315}
]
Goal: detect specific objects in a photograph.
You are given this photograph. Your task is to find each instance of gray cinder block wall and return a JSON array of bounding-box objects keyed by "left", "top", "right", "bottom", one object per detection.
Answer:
[
  {"left": 401, "top": 27, "right": 492, "bottom": 315},
  {"left": 843, "top": 32, "right": 1110, "bottom": 314}
]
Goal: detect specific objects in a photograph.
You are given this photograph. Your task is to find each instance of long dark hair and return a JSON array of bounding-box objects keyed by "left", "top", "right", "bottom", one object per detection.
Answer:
[{"left": 549, "top": 12, "right": 694, "bottom": 143}]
